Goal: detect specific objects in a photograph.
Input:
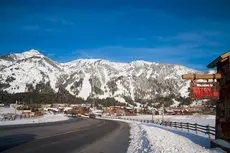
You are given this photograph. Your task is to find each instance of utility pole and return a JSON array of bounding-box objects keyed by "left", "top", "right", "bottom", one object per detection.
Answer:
[
  {"left": 152, "top": 108, "right": 154, "bottom": 122},
  {"left": 15, "top": 100, "right": 17, "bottom": 115},
  {"left": 162, "top": 103, "right": 164, "bottom": 122},
  {"left": 151, "top": 103, "right": 154, "bottom": 122},
  {"left": 92, "top": 74, "right": 95, "bottom": 108},
  {"left": 91, "top": 64, "right": 96, "bottom": 109}
]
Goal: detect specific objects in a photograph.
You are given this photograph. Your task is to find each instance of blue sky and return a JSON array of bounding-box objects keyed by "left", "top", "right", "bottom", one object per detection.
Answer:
[{"left": 0, "top": 0, "right": 230, "bottom": 70}]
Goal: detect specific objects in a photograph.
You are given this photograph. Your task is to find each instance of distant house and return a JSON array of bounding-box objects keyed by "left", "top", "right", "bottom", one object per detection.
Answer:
[{"left": 103, "top": 106, "right": 136, "bottom": 116}]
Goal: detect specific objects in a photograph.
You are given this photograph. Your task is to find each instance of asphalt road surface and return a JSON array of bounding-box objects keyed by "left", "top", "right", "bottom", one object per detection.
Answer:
[{"left": 0, "top": 118, "right": 130, "bottom": 153}]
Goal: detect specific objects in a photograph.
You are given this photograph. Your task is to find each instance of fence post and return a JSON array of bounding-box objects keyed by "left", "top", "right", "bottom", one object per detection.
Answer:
[
  {"left": 187, "top": 122, "right": 189, "bottom": 132},
  {"left": 207, "top": 125, "right": 211, "bottom": 140},
  {"left": 170, "top": 122, "right": 172, "bottom": 127},
  {"left": 195, "top": 123, "right": 198, "bottom": 134},
  {"left": 175, "top": 122, "right": 177, "bottom": 129},
  {"left": 180, "top": 122, "right": 182, "bottom": 130}
]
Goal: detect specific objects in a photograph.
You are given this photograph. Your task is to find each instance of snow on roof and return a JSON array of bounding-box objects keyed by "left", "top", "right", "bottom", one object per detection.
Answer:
[
  {"left": 170, "top": 99, "right": 180, "bottom": 107},
  {"left": 165, "top": 109, "right": 174, "bottom": 113},
  {"left": 63, "top": 107, "right": 72, "bottom": 111},
  {"left": 47, "top": 108, "right": 59, "bottom": 111}
]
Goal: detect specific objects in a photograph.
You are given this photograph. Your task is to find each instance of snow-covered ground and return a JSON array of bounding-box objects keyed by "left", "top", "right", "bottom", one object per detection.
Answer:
[
  {"left": 0, "top": 107, "right": 22, "bottom": 114},
  {"left": 0, "top": 113, "right": 69, "bottom": 126},
  {"left": 120, "top": 115, "right": 215, "bottom": 127},
  {"left": 127, "top": 122, "right": 223, "bottom": 153},
  {"left": 100, "top": 116, "right": 223, "bottom": 153},
  {"left": 0, "top": 107, "right": 70, "bottom": 126}
]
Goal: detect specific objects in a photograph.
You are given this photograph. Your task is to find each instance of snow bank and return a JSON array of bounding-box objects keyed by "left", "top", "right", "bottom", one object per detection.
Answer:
[
  {"left": 100, "top": 117, "right": 222, "bottom": 153},
  {"left": 140, "top": 123, "right": 222, "bottom": 153},
  {"left": 0, "top": 107, "right": 21, "bottom": 114},
  {"left": 127, "top": 123, "right": 152, "bottom": 153},
  {"left": 127, "top": 122, "right": 223, "bottom": 153},
  {"left": 0, "top": 113, "right": 69, "bottom": 126}
]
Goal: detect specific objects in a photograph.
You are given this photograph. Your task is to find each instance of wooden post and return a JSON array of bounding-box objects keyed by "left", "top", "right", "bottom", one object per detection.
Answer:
[
  {"left": 187, "top": 122, "right": 189, "bottom": 132},
  {"left": 162, "top": 103, "right": 164, "bottom": 122},
  {"left": 195, "top": 123, "right": 198, "bottom": 134},
  {"left": 207, "top": 125, "right": 211, "bottom": 140},
  {"left": 182, "top": 73, "right": 221, "bottom": 80},
  {"left": 152, "top": 108, "right": 154, "bottom": 123}
]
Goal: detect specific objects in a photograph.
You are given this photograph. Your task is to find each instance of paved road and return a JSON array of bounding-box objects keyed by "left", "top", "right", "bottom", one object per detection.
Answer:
[{"left": 0, "top": 118, "right": 130, "bottom": 153}]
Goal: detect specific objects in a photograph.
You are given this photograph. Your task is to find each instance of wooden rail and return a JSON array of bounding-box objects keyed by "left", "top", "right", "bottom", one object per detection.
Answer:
[
  {"left": 1, "top": 114, "right": 39, "bottom": 121},
  {"left": 182, "top": 73, "right": 221, "bottom": 80}
]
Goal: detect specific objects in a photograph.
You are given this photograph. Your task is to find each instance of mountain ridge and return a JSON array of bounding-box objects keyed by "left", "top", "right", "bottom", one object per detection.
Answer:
[{"left": 0, "top": 49, "right": 196, "bottom": 104}]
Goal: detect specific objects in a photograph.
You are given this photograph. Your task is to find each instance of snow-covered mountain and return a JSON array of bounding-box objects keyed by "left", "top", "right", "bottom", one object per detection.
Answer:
[{"left": 0, "top": 49, "right": 196, "bottom": 103}]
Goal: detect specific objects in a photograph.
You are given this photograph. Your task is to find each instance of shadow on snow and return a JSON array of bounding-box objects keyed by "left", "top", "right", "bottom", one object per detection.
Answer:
[{"left": 144, "top": 123, "right": 210, "bottom": 149}]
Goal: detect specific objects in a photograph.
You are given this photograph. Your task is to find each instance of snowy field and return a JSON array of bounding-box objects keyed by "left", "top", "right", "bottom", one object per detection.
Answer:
[
  {"left": 0, "top": 107, "right": 69, "bottom": 126},
  {"left": 127, "top": 122, "right": 223, "bottom": 153},
  {"left": 100, "top": 117, "right": 223, "bottom": 153},
  {"left": 0, "top": 107, "right": 22, "bottom": 114},
  {"left": 0, "top": 113, "right": 69, "bottom": 126},
  {"left": 120, "top": 115, "right": 215, "bottom": 127}
]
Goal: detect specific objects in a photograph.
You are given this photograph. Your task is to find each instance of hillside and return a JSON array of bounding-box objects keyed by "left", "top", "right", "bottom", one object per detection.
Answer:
[{"left": 0, "top": 49, "right": 196, "bottom": 105}]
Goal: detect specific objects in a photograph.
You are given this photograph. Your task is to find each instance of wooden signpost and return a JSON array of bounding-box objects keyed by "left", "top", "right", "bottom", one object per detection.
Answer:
[
  {"left": 182, "top": 51, "right": 230, "bottom": 152},
  {"left": 182, "top": 74, "right": 220, "bottom": 99}
]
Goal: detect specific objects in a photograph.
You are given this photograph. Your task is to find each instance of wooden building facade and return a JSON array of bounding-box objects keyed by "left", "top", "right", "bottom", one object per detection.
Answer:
[
  {"left": 182, "top": 51, "right": 230, "bottom": 151},
  {"left": 207, "top": 52, "right": 230, "bottom": 142}
]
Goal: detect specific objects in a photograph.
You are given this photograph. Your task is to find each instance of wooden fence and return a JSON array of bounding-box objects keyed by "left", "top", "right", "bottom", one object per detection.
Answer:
[
  {"left": 1, "top": 114, "right": 37, "bottom": 121},
  {"left": 104, "top": 116, "right": 215, "bottom": 139}
]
